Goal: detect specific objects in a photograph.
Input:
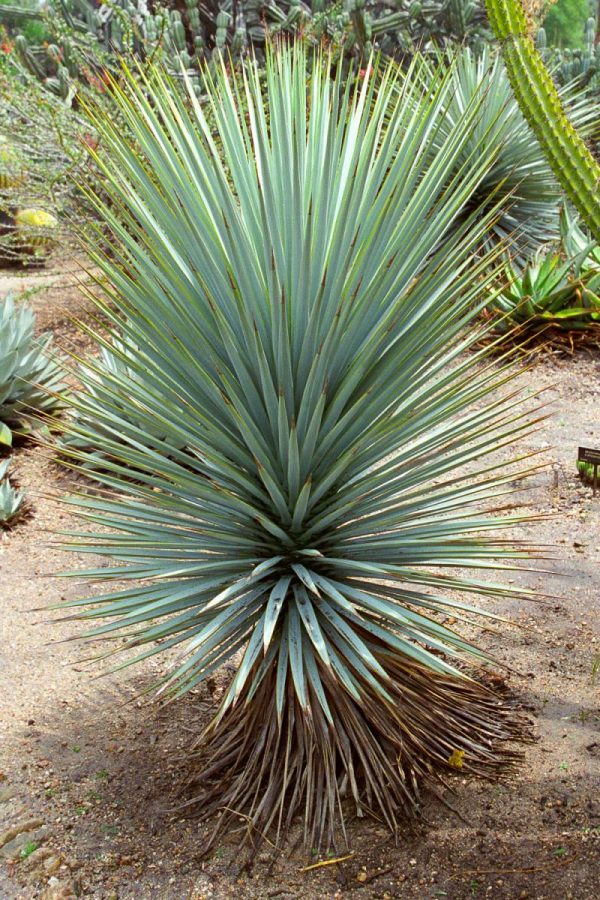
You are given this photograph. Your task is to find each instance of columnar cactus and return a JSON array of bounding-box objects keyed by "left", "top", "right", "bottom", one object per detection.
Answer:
[{"left": 484, "top": 0, "right": 600, "bottom": 242}]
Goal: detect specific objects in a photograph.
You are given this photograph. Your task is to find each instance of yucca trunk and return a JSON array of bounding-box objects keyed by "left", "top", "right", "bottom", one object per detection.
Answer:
[
  {"left": 185, "top": 643, "right": 524, "bottom": 854},
  {"left": 56, "top": 45, "right": 537, "bottom": 853}
]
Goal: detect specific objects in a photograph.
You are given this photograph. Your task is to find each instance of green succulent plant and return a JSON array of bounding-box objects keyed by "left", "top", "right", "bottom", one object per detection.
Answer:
[
  {"left": 577, "top": 458, "right": 597, "bottom": 484},
  {"left": 58, "top": 46, "right": 537, "bottom": 853},
  {"left": 0, "top": 457, "right": 25, "bottom": 526},
  {"left": 0, "top": 294, "right": 64, "bottom": 446},
  {"left": 489, "top": 248, "right": 600, "bottom": 332}
]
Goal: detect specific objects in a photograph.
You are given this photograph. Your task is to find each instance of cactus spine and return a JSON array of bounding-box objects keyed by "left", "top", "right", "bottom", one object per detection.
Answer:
[{"left": 484, "top": 0, "right": 600, "bottom": 241}]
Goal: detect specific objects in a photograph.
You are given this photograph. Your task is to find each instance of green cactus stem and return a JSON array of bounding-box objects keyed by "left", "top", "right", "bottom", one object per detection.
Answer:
[{"left": 484, "top": 0, "right": 600, "bottom": 242}]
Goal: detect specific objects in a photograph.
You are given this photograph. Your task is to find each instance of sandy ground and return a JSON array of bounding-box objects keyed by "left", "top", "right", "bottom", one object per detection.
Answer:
[{"left": 0, "top": 261, "right": 599, "bottom": 899}]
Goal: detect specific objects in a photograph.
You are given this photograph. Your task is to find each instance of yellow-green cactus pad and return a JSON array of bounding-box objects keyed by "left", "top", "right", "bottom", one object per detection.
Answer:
[{"left": 14, "top": 208, "right": 59, "bottom": 252}]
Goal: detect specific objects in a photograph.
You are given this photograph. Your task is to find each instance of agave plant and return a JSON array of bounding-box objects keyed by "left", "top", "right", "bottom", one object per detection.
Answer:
[
  {"left": 0, "top": 294, "right": 64, "bottom": 446},
  {"left": 489, "top": 248, "right": 600, "bottom": 332},
  {"left": 58, "top": 46, "right": 538, "bottom": 853},
  {"left": 0, "top": 458, "right": 25, "bottom": 527},
  {"left": 425, "top": 47, "right": 598, "bottom": 257}
]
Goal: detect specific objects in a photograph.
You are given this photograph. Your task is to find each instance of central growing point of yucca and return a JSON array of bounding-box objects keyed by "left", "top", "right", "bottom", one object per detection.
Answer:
[{"left": 58, "top": 45, "right": 536, "bottom": 854}]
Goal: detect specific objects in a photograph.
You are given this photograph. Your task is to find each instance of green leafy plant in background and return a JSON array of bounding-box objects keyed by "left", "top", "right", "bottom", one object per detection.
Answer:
[
  {"left": 487, "top": 205, "right": 600, "bottom": 335},
  {"left": 17, "top": 839, "right": 38, "bottom": 859},
  {"left": 484, "top": 0, "right": 600, "bottom": 241},
  {"left": 422, "top": 45, "right": 598, "bottom": 256},
  {"left": 542, "top": 0, "right": 589, "bottom": 48},
  {"left": 0, "top": 0, "right": 47, "bottom": 42},
  {"left": 0, "top": 457, "right": 25, "bottom": 526},
  {"left": 0, "top": 0, "right": 116, "bottom": 105},
  {"left": 57, "top": 46, "right": 538, "bottom": 853},
  {"left": 0, "top": 294, "right": 64, "bottom": 447}
]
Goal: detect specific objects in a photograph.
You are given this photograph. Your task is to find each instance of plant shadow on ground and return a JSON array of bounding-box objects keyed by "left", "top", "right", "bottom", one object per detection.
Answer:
[{"left": 2, "top": 670, "right": 599, "bottom": 900}]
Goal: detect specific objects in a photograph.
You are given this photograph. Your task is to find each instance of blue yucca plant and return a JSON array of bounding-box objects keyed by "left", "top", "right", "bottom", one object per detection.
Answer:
[{"left": 56, "top": 45, "right": 538, "bottom": 853}]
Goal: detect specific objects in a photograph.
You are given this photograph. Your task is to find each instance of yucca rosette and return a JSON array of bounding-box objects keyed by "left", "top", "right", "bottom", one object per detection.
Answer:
[{"left": 56, "top": 47, "right": 539, "bottom": 854}]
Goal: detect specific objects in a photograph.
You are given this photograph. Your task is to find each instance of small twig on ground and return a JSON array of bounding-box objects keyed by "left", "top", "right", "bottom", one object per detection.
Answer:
[{"left": 301, "top": 852, "right": 355, "bottom": 871}]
